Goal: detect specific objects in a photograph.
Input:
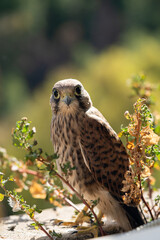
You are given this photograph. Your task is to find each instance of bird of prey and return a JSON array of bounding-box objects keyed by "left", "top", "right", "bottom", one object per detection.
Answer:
[{"left": 50, "top": 79, "right": 144, "bottom": 232}]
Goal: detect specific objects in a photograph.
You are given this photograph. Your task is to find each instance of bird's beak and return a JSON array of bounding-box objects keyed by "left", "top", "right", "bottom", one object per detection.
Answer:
[{"left": 62, "top": 95, "right": 73, "bottom": 106}]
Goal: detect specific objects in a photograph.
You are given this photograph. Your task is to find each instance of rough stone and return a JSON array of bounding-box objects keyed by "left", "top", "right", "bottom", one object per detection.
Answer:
[{"left": 0, "top": 204, "right": 122, "bottom": 240}]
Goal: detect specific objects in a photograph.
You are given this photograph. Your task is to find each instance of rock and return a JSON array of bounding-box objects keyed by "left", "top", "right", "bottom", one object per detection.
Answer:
[
  {"left": 0, "top": 204, "right": 122, "bottom": 240},
  {"left": 1, "top": 199, "right": 160, "bottom": 240}
]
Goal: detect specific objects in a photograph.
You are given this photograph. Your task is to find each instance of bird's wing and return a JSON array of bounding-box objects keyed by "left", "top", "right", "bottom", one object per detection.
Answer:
[{"left": 79, "top": 107, "right": 129, "bottom": 200}]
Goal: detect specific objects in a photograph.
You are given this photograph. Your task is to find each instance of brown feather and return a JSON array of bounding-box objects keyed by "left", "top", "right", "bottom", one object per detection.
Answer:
[{"left": 78, "top": 106, "right": 129, "bottom": 200}]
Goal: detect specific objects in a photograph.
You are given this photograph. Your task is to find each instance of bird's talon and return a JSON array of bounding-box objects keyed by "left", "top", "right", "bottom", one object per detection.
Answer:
[
  {"left": 53, "top": 219, "right": 80, "bottom": 227},
  {"left": 76, "top": 225, "right": 99, "bottom": 238},
  {"left": 72, "top": 225, "right": 78, "bottom": 228},
  {"left": 58, "top": 221, "right": 64, "bottom": 226}
]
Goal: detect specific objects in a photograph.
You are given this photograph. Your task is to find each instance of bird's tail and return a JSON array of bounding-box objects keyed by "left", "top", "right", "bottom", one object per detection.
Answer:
[{"left": 122, "top": 204, "right": 145, "bottom": 229}]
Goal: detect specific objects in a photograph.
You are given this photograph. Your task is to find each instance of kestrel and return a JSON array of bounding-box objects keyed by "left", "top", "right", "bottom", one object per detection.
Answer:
[{"left": 50, "top": 79, "right": 144, "bottom": 232}]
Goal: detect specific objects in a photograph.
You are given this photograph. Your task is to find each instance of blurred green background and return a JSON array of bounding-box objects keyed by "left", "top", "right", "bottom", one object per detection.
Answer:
[{"left": 0, "top": 0, "right": 160, "bottom": 216}]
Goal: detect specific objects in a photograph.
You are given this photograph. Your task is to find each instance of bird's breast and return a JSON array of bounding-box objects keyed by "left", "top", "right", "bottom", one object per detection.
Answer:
[
  {"left": 51, "top": 113, "right": 98, "bottom": 195},
  {"left": 52, "top": 113, "right": 79, "bottom": 154}
]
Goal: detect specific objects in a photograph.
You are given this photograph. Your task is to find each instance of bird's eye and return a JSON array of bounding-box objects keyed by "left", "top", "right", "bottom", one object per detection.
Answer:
[
  {"left": 75, "top": 85, "right": 81, "bottom": 96},
  {"left": 53, "top": 89, "right": 60, "bottom": 99}
]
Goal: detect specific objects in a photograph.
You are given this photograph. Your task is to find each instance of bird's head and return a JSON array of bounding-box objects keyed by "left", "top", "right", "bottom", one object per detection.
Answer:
[{"left": 50, "top": 79, "right": 92, "bottom": 115}]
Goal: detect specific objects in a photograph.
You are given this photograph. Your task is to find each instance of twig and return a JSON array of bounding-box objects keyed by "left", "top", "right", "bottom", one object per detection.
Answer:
[
  {"left": 139, "top": 204, "right": 147, "bottom": 224},
  {"left": 156, "top": 211, "right": 160, "bottom": 218},
  {"left": 141, "top": 193, "right": 154, "bottom": 221},
  {"left": 148, "top": 178, "right": 156, "bottom": 218},
  {"left": 63, "top": 196, "right": 80, "bottom": 212},
  {"left": 135, "top": 110, "right": 154, "bottom": 221},
  {"left": 137, "top": 167, "right": 154, "bottom": 220},
  {"left": 32, "top": 217, "right": 54, "bottom": 240},
  {"left": 18, "top": 168, "right": 80, "bottom": 213},
  {"left": 18, "top": 168, "right": 43, "bottom": 178},
  {"left": 0, "top": 184, "right": 54, "bottom": 240},
  {"left": 47, "top": 179, "right": 80, "bottom": 213},
  {"left": 18, "top": 160, "right": 104, "bottom": 234},
  {"left": 37, "top": 158, "right": 105, "bottom": 236},
  {"left": 138, "top": 173, "right": 154, "bottom": 220},
  {"left": 53, "top": 169, "right": 105, "bottom": 236}
]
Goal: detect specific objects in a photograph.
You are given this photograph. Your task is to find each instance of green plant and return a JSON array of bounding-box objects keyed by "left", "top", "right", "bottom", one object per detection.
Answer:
[{"left": 120, "top": 74, "right": 160, "bottom": 221}]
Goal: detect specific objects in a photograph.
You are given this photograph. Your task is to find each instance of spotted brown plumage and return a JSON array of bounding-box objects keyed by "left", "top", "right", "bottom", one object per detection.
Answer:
[
  {"left": 50, "top": 79, "right": 144, "bottom": 231},
  {"left": 78, "top": 108, "right": 129, "bottom": 199}
]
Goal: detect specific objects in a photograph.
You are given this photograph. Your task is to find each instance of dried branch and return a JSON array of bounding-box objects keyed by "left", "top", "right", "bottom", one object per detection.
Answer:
[{"left": 17, "top": 167, "right": 80, "bottom": 213}]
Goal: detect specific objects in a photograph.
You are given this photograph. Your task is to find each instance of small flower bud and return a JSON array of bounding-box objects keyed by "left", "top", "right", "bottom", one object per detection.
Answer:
[
  {"left": 8, "top": 198, "right": 21, "bottom": 212},
  {"left": 21, "top": 117, "right": 27, "bottom": 121},
  {"left": 124, "top": 111, "right": 131, "bottom": 120}
]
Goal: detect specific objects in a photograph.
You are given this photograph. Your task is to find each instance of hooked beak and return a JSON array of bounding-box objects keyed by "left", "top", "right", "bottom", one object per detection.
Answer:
[{"left": 62, "top": 95, "right": 73, "bottom": 106}]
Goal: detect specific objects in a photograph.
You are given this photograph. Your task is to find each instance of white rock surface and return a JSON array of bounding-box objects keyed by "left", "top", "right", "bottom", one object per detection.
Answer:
[{"left": 1, "top": 203, "right": 160, "bottom": 240}]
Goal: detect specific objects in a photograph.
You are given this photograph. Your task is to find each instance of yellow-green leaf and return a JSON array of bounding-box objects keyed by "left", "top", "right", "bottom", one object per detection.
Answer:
[{"left": 0, "top": 193, "right": 4, "bottom": 201}]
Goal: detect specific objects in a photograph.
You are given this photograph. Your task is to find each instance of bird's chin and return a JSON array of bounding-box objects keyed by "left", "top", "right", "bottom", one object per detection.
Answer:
[
  {"left": 64, "top": 105, "right": 71, "bottom": 112},
  {"left": 59, "top": 101, "right": 78, "bottom": 113},
  {"left": 59, "top": 104, "right": 75, "bottom": 115}
]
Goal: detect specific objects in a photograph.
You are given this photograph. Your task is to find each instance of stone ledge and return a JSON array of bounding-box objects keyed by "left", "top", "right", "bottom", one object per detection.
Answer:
[
  {"left": 1, "top": 203, "right": 160, "bottom": 240},
  {"left": 0, "top": 204, "right": 122, "bottom": 240}
]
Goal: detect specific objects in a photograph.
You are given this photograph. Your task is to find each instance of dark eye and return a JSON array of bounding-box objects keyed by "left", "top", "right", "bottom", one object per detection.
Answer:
[
  {"left": 75, "top": 85, "right": 81, "bottom": 96},
  {"left": 53, "top": 89, "right": 60, "bottom": 99}
]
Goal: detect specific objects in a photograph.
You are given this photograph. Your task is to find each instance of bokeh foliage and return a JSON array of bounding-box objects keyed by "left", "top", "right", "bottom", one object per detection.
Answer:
[
  {"left": 1, "top": 34, "right": 160, "bottom": 160},
  {"left": 1, "top": 0, "right": 160, "bottom": 118}
]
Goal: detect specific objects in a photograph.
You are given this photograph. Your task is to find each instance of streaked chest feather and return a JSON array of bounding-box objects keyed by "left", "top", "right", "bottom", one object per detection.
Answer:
[
  {"left": 52, "top": 113, "right": 79, "bottom": 156},
  {"left": 51, "top": 112, "right": 98, "bottom": 194}
]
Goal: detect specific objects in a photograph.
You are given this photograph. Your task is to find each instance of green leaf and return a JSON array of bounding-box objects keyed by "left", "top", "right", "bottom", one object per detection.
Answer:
[
  {"left": 51, "top": 230, "right": 62, "bottom": 238},
  {"left": 155, "top": 125, "right": 160, "bottom": 135},
  {"left": 29, "top": 212, "right": 34, "bottom": 218},
  {"left": 155, "top": 195, "right": 160, "bottom": 203},
  {"left": 8, "top": 176, "right": 14, "bottom": 181},
  {"left": 27, "top": 127, "right": 36, "bottom": 140},
  {"left": 0, "top": 193, "right": 4, "bottom": 201},
  {"left": 38, "top": 164, "right": 47, "bottom": 170},
  {"left": 33, "top": 206, "right": 42, "bottom": 214},
  {"left": 46, "top": 153, "right": 58, "bottom": 161},
  {"left": 25, "top": 152, "right": 37, "bottom": 162},
  {"left": 30, "top": 222, "right": 39, "bottom": 230},
  {"left": 21, "top": 123, "right": 30, "bottom": 133},
  {"left": 12, "top": 138, "right": 21, "bottom": 147},
  {"left": 16, "top": 121, "right": 22, "bottom": 129},
  {"left": 0, "top": 175, "right": 4, "bottom": 185}
]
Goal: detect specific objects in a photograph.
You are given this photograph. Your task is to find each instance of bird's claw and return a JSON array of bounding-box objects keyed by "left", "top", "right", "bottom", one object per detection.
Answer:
[
  {"left": 76, "top": 225, "right": 99, "bottom": 238},
  {"left": 53, "top": 219, "right": 78, "bottom": 227}
]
